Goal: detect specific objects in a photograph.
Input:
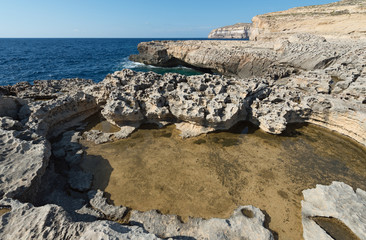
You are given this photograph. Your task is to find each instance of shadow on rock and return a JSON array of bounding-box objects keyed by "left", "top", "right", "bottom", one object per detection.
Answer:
[
  {"left": 80, "top": 151, "right": 114, "bottom": 194},
  {"left": 261, "top": 209, "right": 279, "bottom": 240}
]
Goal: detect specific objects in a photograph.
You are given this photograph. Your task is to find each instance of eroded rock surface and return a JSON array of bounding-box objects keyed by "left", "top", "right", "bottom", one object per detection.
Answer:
[
  {"left": 250, "top": 0, "right": 366, "bottom": 41},
  {"left": 98, "top": 70, "right": 270, "bottom": 137},
  {"left": 0, "top": 1, "right": 365, "bottom": 239},
  {"left": 208, "top": 23, "right": 252, "bottom": 39},
  {"left": 302, "top": 181, "right": 366, "bottom": 240},
  {"left": 130, "top": 205, "right": 274, "bottom": 240},
  {"left": 0, "top": 198, "right": 159, "bottom": 240},
  {"left": 0, "top": 125, "right": 50, "bottom": 201}
]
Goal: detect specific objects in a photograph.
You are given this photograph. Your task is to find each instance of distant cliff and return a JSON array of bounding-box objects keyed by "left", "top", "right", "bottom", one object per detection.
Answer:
[
  {"left": 208, "top": 23, "right": 252, "bottom": 39},
  {"left": 250, "top": 0, "right": 366, "bottom": 41}
]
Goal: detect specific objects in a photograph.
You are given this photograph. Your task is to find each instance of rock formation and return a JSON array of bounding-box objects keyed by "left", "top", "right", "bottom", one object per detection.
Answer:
[
  {"left": 302, "top": 181, "right": 366, "bottom": 239},
  {"left": 208, "top": 23, "right": 252, "bottom": 39},
  {"left": 130, "top": 35, "right": 366, "bottom": 145},
  {"left": 0, "top": 0, "right": 366, "bottom": 239},
  {"left": 250, "top": 0, "right": 366, "bottom": 41}
]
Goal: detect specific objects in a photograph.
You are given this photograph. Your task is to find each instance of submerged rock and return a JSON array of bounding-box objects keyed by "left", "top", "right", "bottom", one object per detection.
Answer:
[{"left": 88, "top": 190, "right": 128, "bottom": 221}]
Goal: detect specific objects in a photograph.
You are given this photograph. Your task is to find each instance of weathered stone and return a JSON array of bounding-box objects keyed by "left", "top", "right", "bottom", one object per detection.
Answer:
[
  {"left": 52, "top": 131, "right": 84, "bottom": 165},
  {"left": 250, "top": 0, "right": 366, "bottom": 41},
  {"left": 9, "top": 78, "right": 94, "bottom": 100},
  {"left": 130, "top": 205, "right": 274, "bottom": 240},
  {"left": 0, "top": 96, "right": 25, "bottom": 119},
  {"left": 302, "top": 181, "right": 366, "bottom": 240},
  {"left": 208, "top": 23, "right": 252, "bottom": 39},
  {"left": 0, "top": 198, "right": 159, "bottom": 240},
  {"left": 88, "top": 190, "right": 128, "bottom": 221},
  {"left": 175, "top": 122, "right": 215, "bottom": 138},
  {"left": 0, "top": 128, "right": 50, "bottom": 201}
]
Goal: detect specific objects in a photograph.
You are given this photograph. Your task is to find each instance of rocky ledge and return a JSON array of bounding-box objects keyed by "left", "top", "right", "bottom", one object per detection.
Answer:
[
  {"left": 0, "top": 0, "right": 366, "bottom": 239},
  {"left": 0, "top": 66, "right": 365, "bottom": 239},
  {"left": 250, "top": 0, "right": 366, "bottom": 41},
  {"left": 208, "top": 23, "right": 252, "bottom": 39},
  {"left": 130, "top": 35, "right": 366, "bottom": 146}
]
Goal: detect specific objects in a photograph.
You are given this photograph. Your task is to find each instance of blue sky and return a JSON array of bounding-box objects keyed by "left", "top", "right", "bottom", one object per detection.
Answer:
[{"left": 0, "top": 0, "right": 337, "bottom": 38}]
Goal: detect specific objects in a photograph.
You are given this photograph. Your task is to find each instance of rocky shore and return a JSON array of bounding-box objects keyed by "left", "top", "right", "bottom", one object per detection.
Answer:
[
  {"left": 130, "top": 35, "right": 366, "bottom": 146},
  {"left": 1, "top": 0, "right": 366, "bottom": 239}
]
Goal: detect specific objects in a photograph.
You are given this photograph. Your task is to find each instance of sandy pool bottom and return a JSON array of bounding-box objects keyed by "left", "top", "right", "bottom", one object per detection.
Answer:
[{"left": 80, "top": 122, "right": 366, "bottom": 240}]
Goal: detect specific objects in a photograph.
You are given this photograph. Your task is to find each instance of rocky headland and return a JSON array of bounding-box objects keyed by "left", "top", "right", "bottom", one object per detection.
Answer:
[
  {"left": 1, "top": 0, "right": 366, "bottom": 239},
  {"left": 208, "top": 23, "right": 252, "bottom": 39}
]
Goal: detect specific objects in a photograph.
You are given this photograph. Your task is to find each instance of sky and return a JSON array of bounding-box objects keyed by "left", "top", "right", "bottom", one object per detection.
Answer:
[{"left": 0, "top": 0, "right": 338, "bottom": 38}]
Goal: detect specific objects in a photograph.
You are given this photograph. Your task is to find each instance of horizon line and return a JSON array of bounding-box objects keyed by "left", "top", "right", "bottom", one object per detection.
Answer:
[{"left": 0, "top": 37, "right": 210, "bottom": 39}]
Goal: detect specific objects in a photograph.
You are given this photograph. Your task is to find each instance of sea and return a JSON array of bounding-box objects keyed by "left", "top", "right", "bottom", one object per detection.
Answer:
[{"left": 0, "top": 38, "right": 210, "bottom": 86}]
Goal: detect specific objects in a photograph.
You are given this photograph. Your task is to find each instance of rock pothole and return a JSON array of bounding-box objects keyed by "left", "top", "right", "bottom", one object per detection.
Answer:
[{"left": 78, "top": 119, "right": 366, "bottom": 240}]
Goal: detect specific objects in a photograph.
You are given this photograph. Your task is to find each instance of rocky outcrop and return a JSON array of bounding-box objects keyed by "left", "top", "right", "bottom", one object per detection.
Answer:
[
  {"left": 0, "top": 74, "right": 279, "bottom": 239},
  {"left": 0, "top": 123, "right": 50, "bottom": 201},
  {"left": 98, "top": 70, "right": 270, "bottom": 138},
  {"left": 0, "top": 198, "right": 159, "bottom": 240},
  {"left": 130, "top": 205, "right": 273, "bottom": 240},
  {"left": 302, "top": 181, "right": 366, "bottom": 239},
  {"left": 129, "top": 35, "right": 366, "bottom": 145},
  {"left": 208, "top": 23, "right": 252, "bottom": 39},
  {"left": 0, "top": 1, "right": 365, "bottom": 239},
  {"left": 250, "top": 0, "right": 366, "bottom": 41},
  {"left": 130, "top": 34, "right": 366, "bottom": 78},
  {"left": 88, "top": 190, "right": 128, "bottom": 221},
  {"left": 130, "top": 40, "right": 280, "bottom": 78}
]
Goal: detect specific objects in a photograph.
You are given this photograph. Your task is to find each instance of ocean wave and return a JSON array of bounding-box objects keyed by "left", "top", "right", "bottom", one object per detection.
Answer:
[
  {"left": 117, "top": 57, "right": 203, "bottom": 76},
  {"left": 119, "top": 57, "right": 197, "bottom": 71}
]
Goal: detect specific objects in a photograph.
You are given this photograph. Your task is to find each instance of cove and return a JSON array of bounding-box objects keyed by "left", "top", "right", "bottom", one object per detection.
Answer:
[{"left": 80, "top": 120, "right": 366, "bottom": 240}]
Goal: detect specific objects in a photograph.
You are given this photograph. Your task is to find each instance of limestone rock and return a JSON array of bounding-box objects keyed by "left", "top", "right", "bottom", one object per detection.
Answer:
[
  {"left": 0, "top": 198, "right": 159, "bottom": 240},
  {"left": 80, "top": 221, "right": 159, "bottom": 240},
  {"left": 88, "top": 190, "right": 128, "bottom": 221},
  {"left": 0, "top": 128, "right": 50, "bottom": 201},
  {"left": 83, "top": 130, "right": 114, "bottom": 144},
  {"left": 52, "top": 131, "right": 84, "bottom": 165},
  {"left": 23, "top": 91, "right": 99, "bottom": 138},
  {"left": 250, "top": 0, "right": 366, "bottom": 41},
  {"left": 0, "top": 117, "right": 23, "bottom": 131},
  {"left": 208, "top": 23, "right": 252, "bottom": 39},
  {"left": 130, "top": 40, "right": 278, "bottom": 78},
  {"left": 98, "top": 70, "right": 270, "bottom": 137},
  {"left": 175, "top": 122, "right": 215, "bottom": 138},
  {"left": 0, "top": 96, "right": 25, "bottom": 119},
  {"left": 130, "top": 205, "right": 274, "bottom": 240},
  {"left": 302, "top": 181, "right": 366, "bottom": 240},
  {"left": 83, "top": 125, "right": 138, "bottom": 144},
  {"left": 8, "top": 78, "right": 94, "bottom": 100}
]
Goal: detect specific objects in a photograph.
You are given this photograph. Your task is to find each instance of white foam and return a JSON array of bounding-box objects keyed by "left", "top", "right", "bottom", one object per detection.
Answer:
[{"left": 119, "top": 57, "right": 146, "bottom": 69}]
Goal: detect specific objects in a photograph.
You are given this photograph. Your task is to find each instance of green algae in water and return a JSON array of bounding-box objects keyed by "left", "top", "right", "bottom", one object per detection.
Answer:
[
  {"left": 80, "top": 121, "right": 366, "bottom": 240},
  {"left": 312, "top": 217, "right": 361, "bottom": 240}
]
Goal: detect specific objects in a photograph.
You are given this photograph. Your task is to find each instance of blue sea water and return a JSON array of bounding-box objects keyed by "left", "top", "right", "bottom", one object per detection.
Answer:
[{"left": 0, "top": 38, "right": 207, "bottom": 86}]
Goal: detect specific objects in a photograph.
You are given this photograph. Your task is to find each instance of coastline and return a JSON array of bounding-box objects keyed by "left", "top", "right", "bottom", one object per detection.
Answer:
[{"left": 0, "top": 0, "right": 366, "bottom": 239}]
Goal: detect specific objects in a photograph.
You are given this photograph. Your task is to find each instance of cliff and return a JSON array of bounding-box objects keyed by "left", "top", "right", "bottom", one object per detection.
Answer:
[
  {"left": 250, "top": 0, "right": 366, "bottom": 40},
  {"left": 208, "top": 23, "right": 252, "bottom": 39}
]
